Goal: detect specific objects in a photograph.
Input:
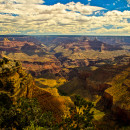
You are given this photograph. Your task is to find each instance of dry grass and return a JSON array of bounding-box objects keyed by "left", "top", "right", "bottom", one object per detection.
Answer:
[
  {"left": 92, "top": 108, "right": 105, "bottom": 120},
  {"left": 35, "top": 78, "right": 66, "bottom": 88}
]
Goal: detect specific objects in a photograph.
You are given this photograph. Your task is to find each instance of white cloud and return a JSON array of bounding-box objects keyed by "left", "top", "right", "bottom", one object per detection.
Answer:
[
  {"left": 127, "top": 0, "right": 130, "bottom": 4},
  {"left": 66, "top": 2, "right": 104, "bottom": 15},
  {"left": 105, "top": 10, "right": 130, "bottom": 18},
  {"left": 0, "top": 0, "right": 44, "bottom": 4},
  {"left": 0, "top": 1, "right": 104, "bottom": 15},
  {"left": 0, "top": 1, "right": 129, "bottom": 35}
]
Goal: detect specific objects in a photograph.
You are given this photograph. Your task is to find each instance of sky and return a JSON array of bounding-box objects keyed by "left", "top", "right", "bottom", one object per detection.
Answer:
[{"left": 0, "top": 0, "right": 130, "bottom": 35}]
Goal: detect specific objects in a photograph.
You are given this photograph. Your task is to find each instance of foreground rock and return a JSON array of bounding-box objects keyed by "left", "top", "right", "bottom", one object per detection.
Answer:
[{"left": 0, "top": 58, "right": 72, "bottom": 121}]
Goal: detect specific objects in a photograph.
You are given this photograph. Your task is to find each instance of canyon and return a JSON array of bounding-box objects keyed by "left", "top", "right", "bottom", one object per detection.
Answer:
[
  {"left": 0, "top": 36, "right": 129, "bottom": 77},
  {"left": 0, "top": 35, "right": 130, "bottom": 129}
]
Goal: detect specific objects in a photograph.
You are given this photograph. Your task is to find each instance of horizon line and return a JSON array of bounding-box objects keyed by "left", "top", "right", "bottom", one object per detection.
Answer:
[{"left": 0, "top": 34, "right": 130, "bottom": 37}]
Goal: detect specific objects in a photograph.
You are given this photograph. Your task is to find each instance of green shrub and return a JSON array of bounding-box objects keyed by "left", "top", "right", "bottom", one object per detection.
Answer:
[
  {"left": 2, "top": 57, "right": 9, "bottom": 64},
  {"left": 0, "top": 80, "right": 3, "bottom": 88},
  {"left": 60, "top": 95, "right": 94, "bottom": 130}
]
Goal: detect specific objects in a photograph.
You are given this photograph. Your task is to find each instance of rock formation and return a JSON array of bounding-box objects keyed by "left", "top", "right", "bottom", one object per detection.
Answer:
[{"left": 0, "top": 58, "right": 72, "bottom": 120}]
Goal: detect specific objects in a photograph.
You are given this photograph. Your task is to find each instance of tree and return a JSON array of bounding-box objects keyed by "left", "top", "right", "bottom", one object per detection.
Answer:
[
  {"left": 2, "top": 57, "right": 9, "bottom": 64},
  {"left": 0, "top": 96, "right": 56, "bottom": 130},
  {"left": 14, "top": 97, "right": 55, "bottom": 129},
  {"left": 4, "top": 79, "right": 14, "bottom": 94},
  {"left": 60, "top": 95, "right": 94, "bottom": 130},
  {"left": 0, "top": 93, "right": 17, "bottom": 129},
  {"left": 0, "top": 80, "right": 3, "bottom": 88},
  {"left": 0, "top": 94, "right": 95, "bottom": 130},
  {"left": 0, "top": 93, "right": 12, "bottom": 109},
  {"left": 15, "top": 97, "right": 42, "bottom": 129}
]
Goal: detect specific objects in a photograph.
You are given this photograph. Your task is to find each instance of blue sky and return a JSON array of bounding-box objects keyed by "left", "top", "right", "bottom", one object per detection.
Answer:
[
  {"left": 45, "top": 0, "right": 129, "bottom": 11},
  {"left": 0, "top": 0, "right": 130, "bottom": 35}
]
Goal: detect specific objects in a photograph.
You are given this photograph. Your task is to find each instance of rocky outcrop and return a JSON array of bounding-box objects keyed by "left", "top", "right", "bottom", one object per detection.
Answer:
[
  {"left": 0, "top": 58, "right": 72, "bottom": 121},
  {"left": 98, "top": 90, "right": 130, "bottom": 124},
  {"left": 0, "top": 38, "right": 35, "bottom": 53},
  {"left": 97, "top": 91, "right": 113, "bottom": 110},
  {"left": 0, "top": 58, "right": 34, "bottom": 101},
  {"left": 97, "top": 66, "right": 130, "bottom": 124},
  {"left": 22, "top": 60, "right": 61, "bottom": 76},
  {"left": 85, "top": 79, "right": 111, "bottom": 94},
  {"left": 0, "top": 38, "right": 34, "bottom": 48},
  {"left": 60, "top": 39, "right": 122, "bottom": 52},
  {"left": 62, "top": 59, "right": 89, "bottom": 68},
  {"left": 112, "top": 105, "right": 130, "bottom": 123},
  {"left": 0, "top": 39, "right": 62, "bottom": 77},
  {"left": 21, "top": 43, "right": 47, "bottom": 56}
]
